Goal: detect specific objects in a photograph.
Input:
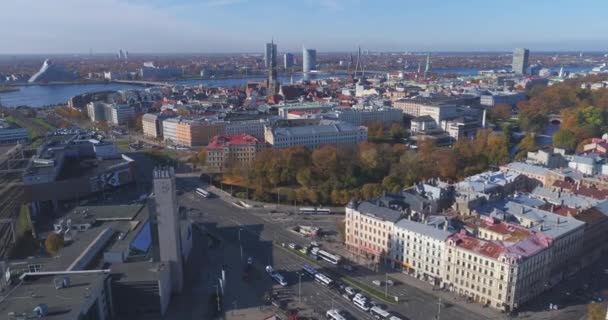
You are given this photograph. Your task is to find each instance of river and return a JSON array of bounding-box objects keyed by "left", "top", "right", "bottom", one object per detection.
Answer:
[
  {"left": 0, "top": 66, "right": 592, "bottom": 108},
  {"left": 0, "top": 73, "right": 345, "bottom": 108}
]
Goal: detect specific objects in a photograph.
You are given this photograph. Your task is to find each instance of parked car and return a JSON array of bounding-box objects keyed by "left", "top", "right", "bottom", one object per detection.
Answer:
[{"left": 372, "top": 280, "right": 382, "bottom": 286}]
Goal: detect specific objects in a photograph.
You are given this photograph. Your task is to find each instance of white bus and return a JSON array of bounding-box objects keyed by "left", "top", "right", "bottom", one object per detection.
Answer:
[
  {"left": 314, "top": 273, "right": 333, "bottom": 287},
  {"left": 195, "top": 188, "right": 210, "bottom": 198},
  {"left": 299, "top": 207, "right": 317, "bottom": 214},
  {"left": 317, "top": 249, "right": 342, "bottom": 265},
  {"left": 302, "top": 264, "right": 318, "bottom": 276},
  {"left": 325, "top": 309, "right": 347, "bottom": 320},
  {"left": 370, "top": 306, "right": 391, "bottom": 319},
  {"left": 353, "top": 297, "right": 370, "bottom": 312},
  {"left": 299, "top": 207, "right": 331, "bottom": 215}
]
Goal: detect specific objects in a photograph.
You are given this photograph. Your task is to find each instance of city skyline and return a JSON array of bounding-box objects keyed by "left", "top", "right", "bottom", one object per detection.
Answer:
[{"left": 1, "top": 0, "right": 608, "bottom": 54}]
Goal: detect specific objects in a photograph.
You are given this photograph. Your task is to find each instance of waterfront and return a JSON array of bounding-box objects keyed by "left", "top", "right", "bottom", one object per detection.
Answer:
[
  {"left": 0, "top": 66, "right": 592, "bottom": 108},
  {"left": 0, "top": 73, "right": 346, "bottom": 107}
]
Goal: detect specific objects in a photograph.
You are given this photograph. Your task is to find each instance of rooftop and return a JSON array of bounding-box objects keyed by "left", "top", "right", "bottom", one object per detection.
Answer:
[
  {"left": 207, "top": 134, "right": 262, "bottom": 149},
  {"left": 0, "top": 272, "right": 109, "bottom": 320},
  {"left": 394, "top": 219, "right": 453, "bottom": 241},
  {"left": 349, "top": 201, "right": 403, "bottom": 223}
]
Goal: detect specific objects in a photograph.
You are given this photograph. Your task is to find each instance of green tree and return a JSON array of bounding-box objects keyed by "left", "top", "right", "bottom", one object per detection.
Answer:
[
  {"left": 553, "top": 129, "right": 577, "bottom": 150},
  {"left": 336, "top": 219, "right": 346, "bottom": 243},
  {"left": 45, "top": 233, "right": 64, "bottom": 256},
  {"left": 381, "top": 175, "right": 402, "bottom": 193}
]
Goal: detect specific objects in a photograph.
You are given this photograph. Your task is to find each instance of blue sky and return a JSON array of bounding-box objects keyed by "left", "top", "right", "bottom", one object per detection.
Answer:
[{"left": 0, "top": 0, "right": 606, "bottom": 53}]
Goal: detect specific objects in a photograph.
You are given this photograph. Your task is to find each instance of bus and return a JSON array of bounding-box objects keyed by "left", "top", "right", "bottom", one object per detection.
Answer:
[
  {"left": 314, "top": 273, "right": 333, "bottom": 287},
  {"left": 325, "top": 309, "right": 347, "bottom": 320},
  {"left": 302, "top": 264, "right": 318, "bottom": 276},
  {"left": 370, "top": 306, "right": 391, "bottom": 319},
  {"left": 299, "top": 207, "right": 317, "bottom": 215},
  {"left": 196, "top": 188, "right": 210, "bottom": 198},
  {"left": 299, "top": 207, "right": 331, "bottom": 215},
  {"left": 353, "top": 296, "right": 370, "bottom": 312},
  {"left": 317, "top": 250, "right": 342, "bottom": 265}
]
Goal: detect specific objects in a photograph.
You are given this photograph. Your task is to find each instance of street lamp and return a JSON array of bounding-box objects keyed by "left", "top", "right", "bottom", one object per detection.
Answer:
[
  {"left": 238, "top": 228, "right": 243, "bottom": 260},
  {"left": 297, "top": 272, "right": 302, "bottom": 303}
]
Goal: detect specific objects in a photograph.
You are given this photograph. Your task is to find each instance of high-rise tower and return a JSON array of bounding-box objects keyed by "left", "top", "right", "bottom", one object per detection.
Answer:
[
  {"left": 264, "top": 42, "right": 277, "bottom": 68},
  {"left": 424, "top": 53, "right": 432, "bottom": 77},
  {"left": 151, "top": 167, "right": 184, "bottom": 294},
  {"left": 303, "top": 47, "right": 317, "bottom": 73},
  {"left": 512, "top": 48, "right": 530, "bottom": 75},
  {"left": 267, "top": 40, "right": 278, "bottom": 95}
]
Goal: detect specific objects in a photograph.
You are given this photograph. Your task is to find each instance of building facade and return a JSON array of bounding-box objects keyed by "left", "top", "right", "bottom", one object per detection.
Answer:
[
  {"left": 391, "top": 219, "right": 453, "bottom": 286},
  {"left": 345, "top": 201, "right": 402, "bottom": 263},
  {"left": 264, "top": 120, "right": 367, "bottom": 150},
  {"left": 512, "top": 48, "right": 530, "bottom": 75},
  {"left": 303, "top": 48, "right": 317, "bottom": 72},
  {"left": 206, "top": 134, "right": 265, "bottom": 172}
]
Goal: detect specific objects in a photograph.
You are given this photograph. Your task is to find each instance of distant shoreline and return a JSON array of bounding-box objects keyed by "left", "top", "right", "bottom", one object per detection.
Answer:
[{"left": 0, "top": 87, "right": 20, "bottom": 93}]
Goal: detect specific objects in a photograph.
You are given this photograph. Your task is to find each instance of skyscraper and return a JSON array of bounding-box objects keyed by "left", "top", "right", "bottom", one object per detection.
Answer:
[
  {"left": 267, "top": 40, "right": 278, "bottom": 95},
  {"left": 512, "top": 48, "right": 530, "bottom": 75},
  {"left": 283, "top": 53, "right": 294, "bottom": 69},
  {"left": 303, "top": 48, "right": 317, "bottom": 73},
  {"left": 151, "top": 167, "right": 184, "bottom": 294},
  {"left": 264, "top": 42, "right": 277, "bottom": 68}
]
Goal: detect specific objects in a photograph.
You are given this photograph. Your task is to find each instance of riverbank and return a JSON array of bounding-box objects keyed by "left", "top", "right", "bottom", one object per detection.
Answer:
[{"left": 0, "top": 87, "right": 19, "bottom": 93}]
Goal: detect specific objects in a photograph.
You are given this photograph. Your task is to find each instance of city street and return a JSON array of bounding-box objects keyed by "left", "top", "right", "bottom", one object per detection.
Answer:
[{"left": 171, "top": 175, "right": 492, "bottom": 320}]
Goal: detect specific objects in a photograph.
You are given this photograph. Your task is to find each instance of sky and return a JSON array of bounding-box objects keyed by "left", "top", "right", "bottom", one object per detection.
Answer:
[{"left": 1, "top": 0, "right": 607, "bottom": 54}]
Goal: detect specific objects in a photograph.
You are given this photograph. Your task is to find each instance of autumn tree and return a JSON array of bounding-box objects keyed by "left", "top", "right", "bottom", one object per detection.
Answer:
[
  {"left": 515, "top": 133, "right": 538, "bottom": 160},
  {"left": 45, "top": 232, "right": 64, "bottom": 256},
  {"left": 197, "top": 148, "right": 208, "bottom": 166},
  {"left": 587, "top": 303, "right": 606, "bottom": 320},
  {"left": 389, "top": 122, "right": 406, "bottom": 140},
  {"left": 488, "top": 104, "right": 512, "bottom": 123}
]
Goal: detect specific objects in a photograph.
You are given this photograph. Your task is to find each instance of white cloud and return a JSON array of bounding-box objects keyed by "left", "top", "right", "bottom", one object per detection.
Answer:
[{"left": 0, "top": 0, "right": 241, "bottom": 53}]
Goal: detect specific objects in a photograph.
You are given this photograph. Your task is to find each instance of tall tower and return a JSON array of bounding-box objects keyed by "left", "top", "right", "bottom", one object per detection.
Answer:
[
  {"left": 303, "top": 48, "right": 317, "bottom": 73},
  {"left": 151, "top": 167, "right": 184, "bottom": 294},
  {"left": 264, "top": 42, "right": 277, "bottom": 68},
  {"left": 267, "top": 40, "right": 278, "bottom": 95},
  {"left": 424, "top": 53, "right": 431, "bottom": 78},
  {"left": 512, "top": 48, "right": 530, "bottom": 75}
]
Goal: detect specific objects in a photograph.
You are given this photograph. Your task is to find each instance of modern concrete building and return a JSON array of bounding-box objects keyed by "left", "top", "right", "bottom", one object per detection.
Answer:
[
  {"left": 223, "top": 119, "right": 269, "bottom": 140},
  {"left": 283, "top": 52, "right": 295, "bottom": 69},
  {"left": 264, "top": 120, "right": 367, "bottom": 150},
  {"left": 206, "top": 134, "right": 265, "bottom": 172},
  {"left": 303, "top": 48, "right": 317, "bottom": 72},
  {"left": 264, "top": 42, "right": 278, "bottom": 68},
  {"left": 512, "top": 48, "right": 530, "bottom": 75},
  {"left": 480, "top": 91, "right": 527, "bottom": 108},
  {"left": 86, "top": 102, "right": 134, "bottom": 126},
  {"left": 330, "top": 106, "right": 403, "bottom": 126},
  {"left": 0, "top": 118, "right": 29, "bottom": 144},
  {"left": 142, "top": 112, "right": 177, "bottom": 139},
  {"left": 151, "top": 167, "right": 184, "bottom": 294}
]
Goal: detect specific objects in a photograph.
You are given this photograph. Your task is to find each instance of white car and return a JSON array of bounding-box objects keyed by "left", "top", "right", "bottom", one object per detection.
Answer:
[{"left": 345, "top": 287, "right": 356, "bottom": 295}]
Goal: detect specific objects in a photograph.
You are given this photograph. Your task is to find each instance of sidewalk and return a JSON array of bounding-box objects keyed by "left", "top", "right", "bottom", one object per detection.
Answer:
[{"left": 320, "top": 240, "right": 501, "bottom": 320}]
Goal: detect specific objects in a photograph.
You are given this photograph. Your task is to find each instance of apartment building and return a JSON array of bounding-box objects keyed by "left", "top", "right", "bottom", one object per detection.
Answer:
[
  {"left": 223, "top": 119, "right": 268, "bottom": 140},
  {"left": 345, "top": 201, "right": 403, "bottom": 263},
  {"left": 86, "top": 102, "right": 134, "bottom": 126},
  {"left": 142, "top": 112, "right": 176, "bottom": 139},
  {"left": 264, "top": 120, "right": 367, "bottom": 150},
  {"left": 331, "top": 106, "right": 403, "bottom": 126},
  {"left": 444, "top": 229, "right": 552, "bottom": 311},
  {"left": 391, "top": 219, "right": 453, "bottom": 286},
  {"left": 206, "top": 134, "right": 265, "bottom": 172}
]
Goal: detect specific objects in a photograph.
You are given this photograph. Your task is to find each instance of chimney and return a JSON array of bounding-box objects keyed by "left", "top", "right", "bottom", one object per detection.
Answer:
[{"left": 520, "top": 206, "right": 525, "bottom": 215}]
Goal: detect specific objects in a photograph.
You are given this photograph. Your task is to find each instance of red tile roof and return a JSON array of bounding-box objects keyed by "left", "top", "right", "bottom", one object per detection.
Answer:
[{"left": 207, "top": 134, "right": 261, "bottom": 149}]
